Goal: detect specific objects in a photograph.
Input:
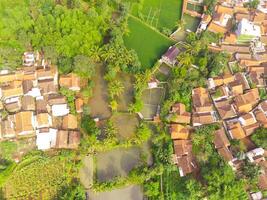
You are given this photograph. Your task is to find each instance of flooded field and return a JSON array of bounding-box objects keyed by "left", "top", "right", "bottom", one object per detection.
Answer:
[
  {"left": 96, "top": 147, "right": 141, "bottom": 182},
  {"left": 116, "top": 73, "right": 135, "bottom": 112},
  {"left": 87, "top": 185, "right": 143, "bottom": 200},
  {"left": 88, "top": 64, "right": 111, "bottom": 119},
  {"left": 111, "top": 113, "right": 139, "bottom": 139}
]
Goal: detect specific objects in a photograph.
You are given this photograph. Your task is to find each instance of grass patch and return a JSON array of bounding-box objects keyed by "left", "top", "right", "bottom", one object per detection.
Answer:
[
  {"left": 183, "top": 14, "right": 201, "bottom": 32},
  {"left": 131, "top": 0, "right": 183, "bottom": 30},
  {"left": 124, "top": 16, "right": 174, "bottom": 68}
]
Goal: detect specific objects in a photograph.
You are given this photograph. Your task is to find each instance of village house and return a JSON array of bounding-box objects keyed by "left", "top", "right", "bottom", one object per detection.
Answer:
[
  {"left": 168, "top": 103, "right": 191, "bottom": 124},
  {"left": 14, "top": 111, "right": 35, "bottom": 136},
  {"left": 234, "top": 88, "right": 260, "bottom": 113},
  {"left": 170, "top": 124, "right": 190, "bottom": 140},
  {"left": 161, "top": 46, "right": 180, "bottom": 66},
  {"left": 59, "top": 73, "right": 81, "bottom": 91}
]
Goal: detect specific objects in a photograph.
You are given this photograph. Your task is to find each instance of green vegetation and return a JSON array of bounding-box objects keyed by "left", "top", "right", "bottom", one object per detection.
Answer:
[
  {"left": 59, "top": 87, "right": 77, "bottom": 114},
  {"left": 0, "top": 142, "right": 18, "bottom": 161},
  {"left": 131, "top": 0, "right": 183, "bottom": 31},
  {"left": 124, "top": 16, "right": 174, "bottom": 68},
  {"left": 2, "top": 151, "right": 83, "bottom": 199},
  {"left": 183, "top": 14, "right": 201, "bottom": 32},
  {"left": 259, "top": 88, "right": 267, "bottom": 100},
  {"left": 251, "top": 127, "right": 267, "bottom": 149}
]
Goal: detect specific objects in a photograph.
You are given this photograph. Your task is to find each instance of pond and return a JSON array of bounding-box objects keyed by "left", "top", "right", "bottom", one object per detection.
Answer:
[
  {"left": 116, "top": 73, "right": 135, "bottom": 112},
  {"left": 88, "top": 64, "right": 111, "bottom": 120},
  {"left": 87, "top": 185, "right": 143, "bottom": 200},
  {"left": 111, "top": 113, "right": 139, "bottom": 139},
  {"left": 96, "top": 147, "right": 141, "bottom": 182}
]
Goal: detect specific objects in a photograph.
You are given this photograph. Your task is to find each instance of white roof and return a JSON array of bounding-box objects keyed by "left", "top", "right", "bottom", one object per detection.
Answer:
[
  {"left": 236, "top": 19, "right": 261, "bottom": 38},
  {"left": 52, "top": 104, "right": 69, "bottom": 116},
  {"left": 36, "top": 128, "right": 57, "bottom": 150},
  {"left": 26, "top": 88, "right": 41, "bottom": 98}
]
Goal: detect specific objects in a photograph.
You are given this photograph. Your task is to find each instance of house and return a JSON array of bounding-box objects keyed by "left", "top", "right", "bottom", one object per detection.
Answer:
[
  {"left": 22, "top": 80, "right": 34, "bottom": 94},
  {"left": 36, "top": 128, "right": 57, "bottom": 150},
  {"left": 213, "top": 128, "right": 230, "bottom": 149},
  {"left": 218, "top": 146, "right": 234, "bottom": 162},
  {"left": 170, "top": 124, "right": 190, "bottom": 140},
  {"left": 169, "top": 103, "right": 191, "bottom": 124},
  {"left": 36, "top": 99, "right": 48, "bottom": 114},
  {"left": 254, "top": 109, "right": 267, "bottom": 127},
  {"left": 23, "top": 52, "right": 35, "bottom": 66},
  {"left": 52, "top": 104, "right": 69, "bottom": 117},
  {"left": 14, "top": 111, "right": 35, "bottom": 136},
  {"left": 228, "top": 81, "right": 243, "bottom": 96},
  {"left": 235, "top": 19, "right": 261, "bottom": 42},
  {"left": 21, "top": 96, "right": 35, "bottom": 111},
  {"left": 62, "top": 114, "right": 78, "bottom": 130},
  {"left": 5, "top": 100, "right": 21, "bottom": 113},
  {"left": 192, "top": 87, "right": 213, "bottom": 113},
  {"left": 68, "top": 131, "right": 80, "bottom": 149},
  {"left": 220, "top": 44, "right": 250, "bottom": 54},
  {"left": 215, "top": 99, "right": 237, "bottom": 119},
  {"left": 35, "top": 113, "right": 52, "bottom": 129},
  {"left": 1, "top": 83, "right": 23, "bottom": 100},
  {"left": 234, "top": 89, "right": 260, "bottom": 113},
  {"left": 238, "top": 113, "right": 260, "bottom": 135},
  {"left": 55, "top": 130, "right": 69, "bottom": 148},
  {"left": 59, "top": 73, "right": 81, "bottom": 91},
  {"left": 75, "top": 98, "right": 84, "bottom": 113},
  {"left": 172, "top": 140, "right": 197, "bottom": 177},
  {"left": 38, "top": 79, "right": 58, "bottom": 95},
  {"left": 227, "top": 121, "right": 246, "bottom": 139},
  {"left": 36, "top": 65, "right": 58, "bottom": 84},
  {"left": 212, "top": 85, "right": 229, "bottom": 101},
  {"left": 246, "top": 148, "right": 265, "bottom": 163},
  {"left": 1, "top": 115, "right": 16, "bottom": 138},
  {"left": 249, "top": 71, "right": 266, "bottom": 87},
  {"left": 198, "top": 14, "right": 212, "bottom": 32},
  {"left": 192, "top": 112, "right": 217, "bottom": 126},
  {"left": 161, "top": 46, "right": 180, "bottom": 66}
]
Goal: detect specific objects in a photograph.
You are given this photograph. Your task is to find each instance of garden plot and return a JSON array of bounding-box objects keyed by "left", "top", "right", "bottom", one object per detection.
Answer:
[{"left": 139, "top": 87, "right": 165, "bottom": 120}]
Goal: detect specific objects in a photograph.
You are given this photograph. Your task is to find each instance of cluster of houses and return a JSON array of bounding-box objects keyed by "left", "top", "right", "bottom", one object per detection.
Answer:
[
  {"left": 0, "top": 52, "right": 84, "bottom": 151},
  {"left": 167, "top": 0, "right": 267, "bottom": 196}
]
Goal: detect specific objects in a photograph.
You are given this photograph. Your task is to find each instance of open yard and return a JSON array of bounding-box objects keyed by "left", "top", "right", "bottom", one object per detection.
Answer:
[
  {"left": 131, "top": 0, "right": 183, "bottom": 30},
  {"left": 124, "top": 16, "right": 174, "bottom": 68},
  {"left": 111, "top": 113, "right": 139, "bottom": 139},
  {"left": 88, "top": 64, "right": 111, "bottom": 119},
  {"left": 140, "top": 87, "right": 165, "bottom": 120}
]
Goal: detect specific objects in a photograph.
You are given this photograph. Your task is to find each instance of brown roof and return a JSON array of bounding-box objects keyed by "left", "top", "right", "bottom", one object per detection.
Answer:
[
  {"left": 5, "top": 101, "right": 21, "bottom": 113},
  {"left": 22, "top": 80, "right": 33, "bottom": 94},
  {"left": 68, "top": 130, "right": 80, "bottom": 149},
  {"left": 235, "top": 13, "right": 251, "bottom": 21},
  {"left": 259, "top": 100, "right": 267, "bottom": 113},
  {"left": 38, "top": 79, "right": 57, "bottom": 95},
  {"left": 59, "top": 73, "right": 80, "bottom": 90},
  {"left": 1, "top": 85, "right": 23, "bottom": 99},
  {"left": 173, "top": 140, "right": 192, "bottom": 158},
  {"left": 249, "top": 71, "right": 265, "bottom": 87},
  {"left": 234, "top": 89, "right": 260, "bottom": 113},
  {"left": 227, "top": 121, "right": 246, "bottom": 139},
  {"left": 192, "top": 87, "right": 213, "bottom": 113},
  {"left": 221, "top": 44, "right": 250, "bottom": 54},
  {"left": 21, "top": 96, "right": 35, "bottom": 111},
  {"left": 170, "top": 103, "right": 191, "bottom": 124},
  {"left": 56, "top": 130, "right": 68, "bottom": 148},
  {"left": 239, "top": 113, "right": 256, "bottom": 126},
  {"left": 48, "top": 95, "right": 66, "bottom": 105},
  {"left": 14, "top": 111, "right": 34, "bottom": 135},
  {"left": 36, "top": 65, "right": 57, "bottom": 80},
  {"left": 216, "top": 5, "right": 234, "bottom": 15},
  {"left": 62, "top": 114, "right": 78, "bottom": 130},
  {"left": 170, "top": 124, "right": 190, "bottom": 140},
  {"left": 253, "top": 12, "right": 266, "bottom": 23},
  {"left": 243, "top": 122, "right": 260, "bottom": 136},
  {"left": 208, "top": 22, "right": 228, "bottom": 34},
  {"left": 36, "top": 99, "right": 48, "bottom": 114},
  {"left": 223, "top": 74, "right": 235, "bottom": 84},
  {"left": 254, "top": 109, "right": 267, "bottom": 127},
  {"left": 1, "top": 116, "right": 16, "bottom": 138},
  {"left": 214, "top": 128, "right": 230, "bottom": 149},
  {"left": 36, "top": 113, "right": 50, "bottom": 128},
  {"left": 216, "top": 103, "right": 236, "bottom": 120},
  {"left": 218, "top": 146, "right": 233, "bottom": 161},
  {"left": 224, "top": 33, "right": 237, "bottom": 44},
  {"left": 75, "top": 98, "right": 84, "bottom": 113},
  {"left": 177, "top": 155, "right": 197, "bottom": 176},
  {"left": 192, "top": 112, "right": 215, "bottom": 125},
  {"left": 258, "top": 174, "right": 267, "bottom": 190}
]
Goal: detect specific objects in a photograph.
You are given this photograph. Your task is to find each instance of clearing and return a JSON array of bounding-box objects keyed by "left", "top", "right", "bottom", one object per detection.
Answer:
[
  {"left": 124, "top": 16, "right": 174, "bottom": 68},
  {"left": 131, "top": 0, "right": 183, "bottom": 30}
]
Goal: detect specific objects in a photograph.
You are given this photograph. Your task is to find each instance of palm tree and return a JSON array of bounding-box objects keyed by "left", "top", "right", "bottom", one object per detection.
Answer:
[
  {"left": 108, "top": 80, "right": 124, "bottom": 99},
  {"left": 109, "top": 100, "right": 118, "bottom": 112},
  {"left": 90, "top": 46, "right": 102, "bottom": 62}
]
